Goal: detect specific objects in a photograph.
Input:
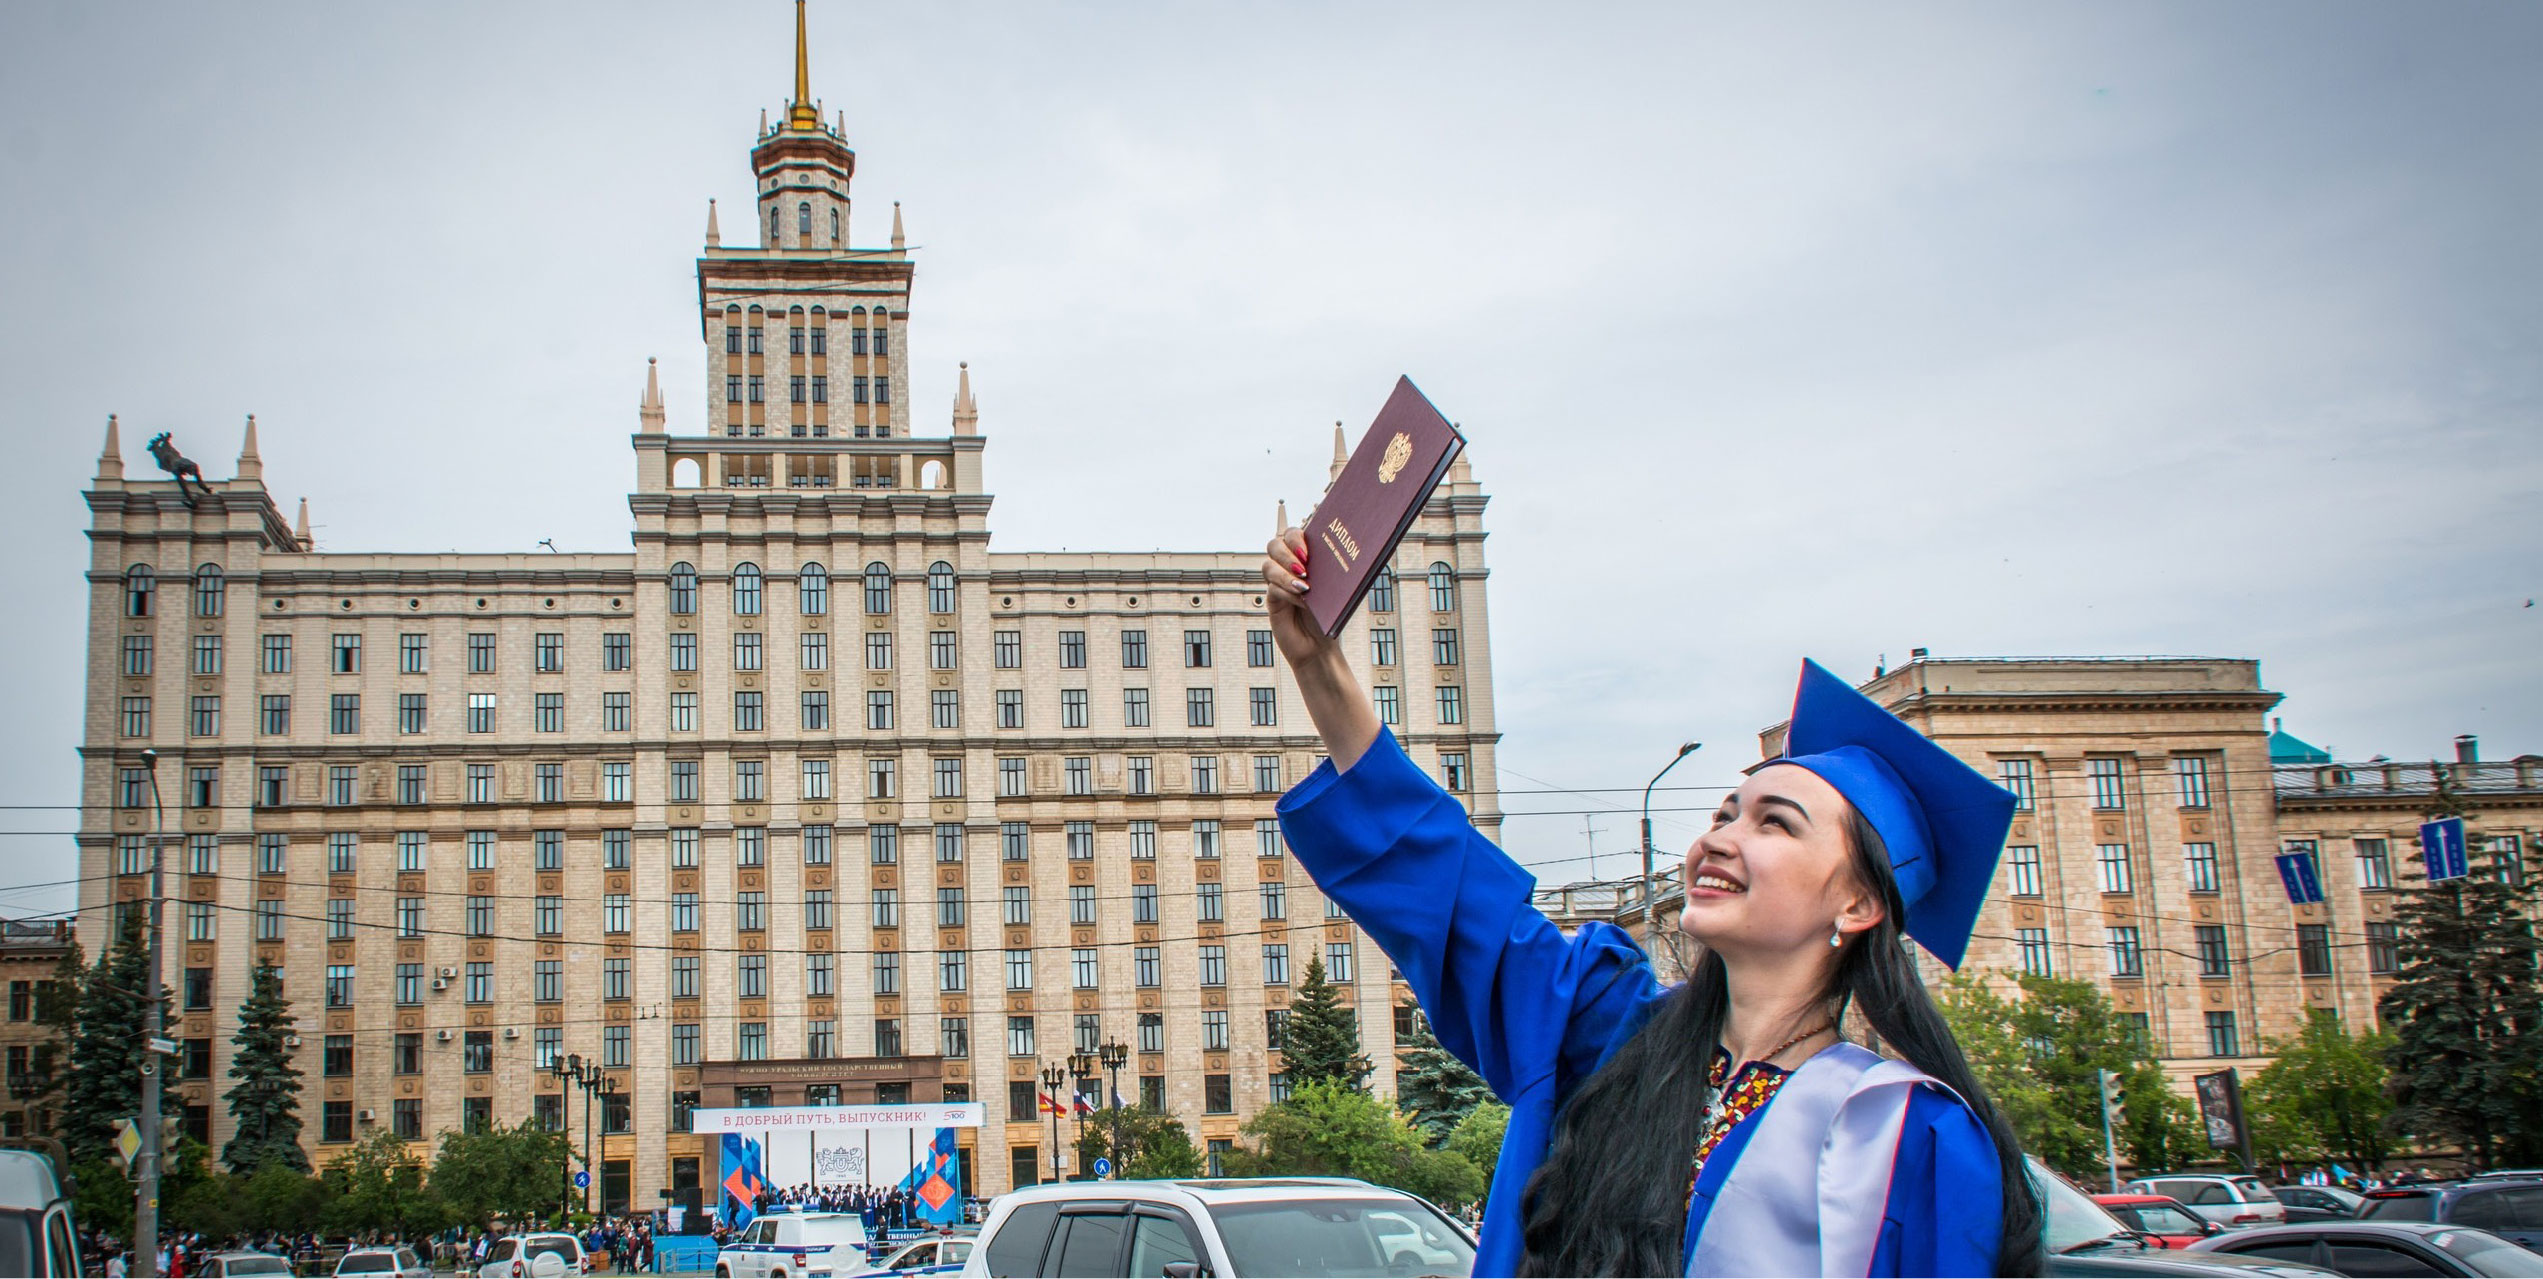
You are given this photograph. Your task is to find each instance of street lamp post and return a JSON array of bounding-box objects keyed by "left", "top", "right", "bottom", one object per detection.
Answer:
[
  {"left": 1640, "top": 742, "right": 1702, "bottom": 912},
  {"left": 546, "top": 1056, "right": 577, "bottom": 1220},
  {"left": 1067, "top": 1053, "right": 1096, "bottom": 1174},
  {"left": 1037, "top": 1062, "right": 1068, "bottom": 1184},
  {"left": 135, "top": 748, "right": 171, "bottom": 1279},
  {"left": 1097, "top": 1041, "right": 1129, "bottom": 1177}
]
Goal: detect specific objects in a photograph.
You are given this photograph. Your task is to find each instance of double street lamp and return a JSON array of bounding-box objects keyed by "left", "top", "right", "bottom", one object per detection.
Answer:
[
  {"left": 1097, "top": 1041, "right": 1130, "bottom": 1177},
  {"left": 547, "top": 1052, "right": 618, "bottom": 1219},
  {"left": 1037, "top": 1061, "right": 1069, "bottom": 1184},
  {"left": 1066, "top": 1052, "right": 1097, "bottom": 1169}
]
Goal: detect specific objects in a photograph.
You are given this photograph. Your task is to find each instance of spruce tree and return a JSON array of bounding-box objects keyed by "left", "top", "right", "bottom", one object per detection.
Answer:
[
  {"left": 1281, "top": 957, "right": 1369, "bottom": 1091},
  {"left": 1393, "top": 1002, "right": 1492, "bottom": 1144},
  {"left": 224, "top": 961, "right": 309, "bottom": 1173},
  {"left": 2380, "top": 768, "right": 2543, "bottom": 1167},
  {"left": 57, "top": 909, "right": 177, "bottom": 1156}
]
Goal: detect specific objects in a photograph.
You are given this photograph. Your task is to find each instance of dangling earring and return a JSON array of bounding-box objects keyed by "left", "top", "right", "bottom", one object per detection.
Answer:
[{"left": 1829, "top": 925, "right": 1843, "bottom": 948}]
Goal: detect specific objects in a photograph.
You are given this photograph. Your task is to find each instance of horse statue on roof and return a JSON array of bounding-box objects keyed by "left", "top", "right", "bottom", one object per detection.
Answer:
[{"left": 146, "top": 432, "right": 214, "bottom": 505}]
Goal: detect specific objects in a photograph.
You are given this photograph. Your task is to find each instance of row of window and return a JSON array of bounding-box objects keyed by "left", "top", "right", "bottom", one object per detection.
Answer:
[
  {"left": 668, "top": 561, "right": 946, "bottom": 616},
  {"left": 1995, "top": 755, "right": 2220, "bottom": 812},
  {"left": 718, "top": 311, "right": 887, "bottom": 359},
  {"left": 1999, "top": 836, "right": 2523, "bottom": 897},
  {"left": 725, "top": 374, "right": 884, "bottom": 405},
  {"left": 2011, "top": 919, "right": 2396, "bottom": 986}
]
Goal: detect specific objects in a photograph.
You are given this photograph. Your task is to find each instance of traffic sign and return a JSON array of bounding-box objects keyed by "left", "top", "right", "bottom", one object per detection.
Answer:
[
  {"left": 2420, "top": 818, "right": 2470, "bottom": 882},
  {"left": 574, "top": 1170, "right": 591, "bottom": 1190},
  {"left": 1092, "top": 1157, "right": 1112, "bottom": 1178},
  {"left": 114, "top": 1118, "right": 143, "bottom": 1168},
  {"left": 2275, "top": 850, "right": 2325, "bottom": 904}
]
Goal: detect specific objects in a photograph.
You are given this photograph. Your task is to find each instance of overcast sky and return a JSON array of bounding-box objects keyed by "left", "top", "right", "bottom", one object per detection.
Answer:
[{"left": 3, "top": 2, "right": 2538, "bottom": 917}]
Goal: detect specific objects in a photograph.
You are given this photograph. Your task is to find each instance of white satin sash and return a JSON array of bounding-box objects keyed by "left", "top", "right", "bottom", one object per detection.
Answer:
[{"left": 1686, "top": 1042, "right": 1946, "bottom": 1277}]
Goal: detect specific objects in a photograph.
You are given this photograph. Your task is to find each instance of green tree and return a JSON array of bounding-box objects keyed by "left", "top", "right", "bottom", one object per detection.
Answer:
[
  {"left": 1074, "top": 1108, "right": 1204, "bottom": 1179},
  {"left": 2116, "top": 1063, "right": 2200, "bottom": 1175},
  {"left": 430, "top": 1119, "right": 572, "bottom": 1230},
  {"left": 1224, "top": 1081, "right": 1484, "bottom": 1208},
  {"left": 1937, "top": 972, "right": 2194, "bottom": 1180},
  {"left": 1394, "top": 1004, "right": 1492, "bottom": 1145},
  {"left": 2380, "top": 771, "right": 2543, "bottom": 1168},
  {"left": 223, "top": 961, "right": 309, "bottom": 1174},
  {"left": 28, "top": 942, "right": 85, "bottom": 1126},
  {"left": 2246, "top": 1010, "right": 2395, "bottom": 1173},
  {"left": 331, "top": 1126, "right": 449, "bottom": 1239},
  {"left": 1936, "top": 974, "right": 2090, "bottom": 1177},
  {"left": 1444, "top": 1101, "right": 1509, "bottom": 1190},
  {"left": 1282, "top": 958, "right": 1369, "bottom": 1091},
  {"left": 57, "top": 911, "right": 178, "bottom": 1157},
  {"left": 236, "top": 1160, "right": 334, "bottom": 1236}
]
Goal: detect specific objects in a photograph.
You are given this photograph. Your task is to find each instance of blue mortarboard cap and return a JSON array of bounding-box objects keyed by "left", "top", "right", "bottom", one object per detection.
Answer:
[{"left": 1774, "top": 659, "right": 2014, "bottom": 970}]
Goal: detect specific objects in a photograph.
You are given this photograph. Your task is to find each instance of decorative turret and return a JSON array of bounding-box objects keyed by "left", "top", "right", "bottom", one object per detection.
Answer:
[
  {"left": 705, "top": 198, "right": 721, "bottom": 248},
  {"left": 293, "top": 497, "right": 312, "bottom": 551},
  {"left": 96, "top": 414, "right": 124, "bottom": 484},
  {"left": 1328, "top": 421, "right": 1348, "bottom": 483},
  {"left": 640, "top": 358, "right": 666, "bottom": 434},
  {"left": 752, "top": 0, "right": 855, "bottom": 250},
  {"left": 235, "top": 414, "right": 262, "bottom": 482},
  {"left": 952, "top": 362, "right": 978, "bottom": 436},
  {"left": 892, "top": 201, "right": 905, "bottom": 251}
]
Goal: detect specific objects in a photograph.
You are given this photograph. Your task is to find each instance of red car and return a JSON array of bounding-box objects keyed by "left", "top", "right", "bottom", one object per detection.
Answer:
[{"left": 2094, "top": 1193, "right": 2229, "bottom": 1248}]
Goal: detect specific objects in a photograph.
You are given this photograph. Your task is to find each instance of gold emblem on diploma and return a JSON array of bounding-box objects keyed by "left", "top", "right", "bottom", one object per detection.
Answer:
[{"left": 1377, "top": 431, "right": 1414, "bottom": 484}]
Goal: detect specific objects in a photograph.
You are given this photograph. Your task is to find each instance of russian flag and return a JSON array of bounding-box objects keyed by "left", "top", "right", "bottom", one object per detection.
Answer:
[{"left": 1074, "top": 1092, "right": 1096, "bottom": 1116}]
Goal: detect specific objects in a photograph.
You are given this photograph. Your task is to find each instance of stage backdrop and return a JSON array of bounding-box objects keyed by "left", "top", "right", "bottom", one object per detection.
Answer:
[{"left": 701, "top": 1103, "right": 984, "bottom": 1227}]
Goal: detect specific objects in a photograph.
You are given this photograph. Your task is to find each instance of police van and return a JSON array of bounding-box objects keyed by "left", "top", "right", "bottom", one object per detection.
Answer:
[{"left": 716, "top": 1211, "right": 872, "bottom": 1279}]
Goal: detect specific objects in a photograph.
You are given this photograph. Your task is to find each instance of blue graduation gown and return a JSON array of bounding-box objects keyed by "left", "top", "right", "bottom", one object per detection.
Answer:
[{"left": 1277, "top": 728, "right": 2003, "bottom": 1277}]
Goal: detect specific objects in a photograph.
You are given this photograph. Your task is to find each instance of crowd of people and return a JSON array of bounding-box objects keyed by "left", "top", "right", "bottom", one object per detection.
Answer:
[{"left": 709, "top": 1179, "right": 955, "bottom": 1241}]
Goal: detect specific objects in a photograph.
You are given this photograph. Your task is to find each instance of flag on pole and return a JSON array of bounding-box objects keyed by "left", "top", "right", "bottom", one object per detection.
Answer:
[
  {"left": 1038, "top": 1091, "right": 1063, "bottom": 1116},
  {"left": 1073, "top": 1092, "right": 1096, "bottom": 1117}
]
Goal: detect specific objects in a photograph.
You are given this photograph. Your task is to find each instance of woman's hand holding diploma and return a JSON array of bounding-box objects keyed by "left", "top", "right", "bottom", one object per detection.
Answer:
[{"left": 1261, "top": 520, "right": 1383, "bottom": 773}]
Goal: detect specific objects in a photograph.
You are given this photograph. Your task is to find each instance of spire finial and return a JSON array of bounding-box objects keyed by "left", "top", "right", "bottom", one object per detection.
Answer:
[
  {"left": 96, "top": 413, "right": 124, "bottom": 482},
  {"left": 1328, "top": 420, "right": 1349, "bottom": 483},
  {"left": 891, "top": 201, "right": 905, "bottom": 251},
  {"left": 952, "top": 361, "right": 979, "bottom": 436},
  {"left": 236, "top": 413, "right": 263, "bottom": 482},
  {"left": 641, "top": 358, "right": 666, "bottom": 434},
  {"left": 705, "top": 198, "right": 721, "bottom": 248},
  {"left": 293, "top": 497, "right": 312, "bottom": 551},
  {"left": 787, "top": 0, "right": 821, "bottom": 132}
]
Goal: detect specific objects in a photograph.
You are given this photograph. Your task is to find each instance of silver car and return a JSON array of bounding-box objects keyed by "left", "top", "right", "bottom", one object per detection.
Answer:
[
  {"left": 337, "top": 1245, "right": 434, "bottom": 1277},
  {"left": 960, "top": 1177, "right": 1475, "bottom": 1278},
  {"left": 2130, "top": 1176, "right": 2289, "bottom": 1230}
]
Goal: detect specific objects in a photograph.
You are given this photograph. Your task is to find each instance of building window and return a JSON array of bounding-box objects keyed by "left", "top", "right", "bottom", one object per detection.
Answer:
[
  {"left": 863, "top": 562, "right": 893, "bottom": 614},
  {"left": 735, "top": 759, "right": 764, "bottom": 801},
  {"left": 1250, "top": 687, "right": 1277, "bottom": 727},
  {"left": 1199, "top": 945, "right": 1226, "bottom": 987},
  {"left": 1202, "top": 1011, "right": 1230, "bottom": 1053},
  {"left": 1184, "top": 629, "right": 1212, "bottom": 668},
  {"left": 2173, "top": 755, "right": 2211, "bottom": 808},
  {"left": 120, "top": 696, "right": 150, "bottom": 737},
  {"left": 992, "top": 630, "right": 1021, "bottom": 668},
  {"left": 1187, "top": 688, "right": 1214, "bottom": 727},
  {"left": 2205, "top": 1010, "right": 2239, "bottom": 1057},
  {"left": 2095, "top": 844, "right": 2132, "bottom": 894},
  {"left": 1193, "top": 819, "right": 1220, "bottom": 860},
  {"left": 738, "top": 1023, "right": 767, "bottom": 1061},
  {"left": 1006, "top": 949, "right": 1034, "bottom": 991},
  {"left": 1007, "top": 1016, "right": 1036, "bottom": 1058},
  {"left": 1997, "top": 758, "right": 2035, "bottom": 811},
  {"left": 938, "top": 951, "right": 966, "bottom": 993},
  {"left": 533, "top": 631, "right": 562, "bottom": 673},
  {"left": 1059, "top": 688, "right": 1088, "bottom": 729},
  {"left": 2195, "top": 924, "right": 2231, "bottom": 977},
  {"left": 190, "top": 696, "right": 221, "bottom": 737},
  {"left": 873, "top": 952, "right": 901, "bottom": 996},
  {"left": 1433, "top": 627, "right": 1461, "bottom": 666},
  {"left": 1436, "top": 685, "right": 1464, "bottom": 725},
  {"left": 125, "top": 564, "right": 155, "bottom": 616},
  {"left": 2366, "top": 921, "right": 2399, "bottom": 974},
  {"left": 332, "top": 632, "right": 362, "bottom": 674},
  {"left": 262, "top": 633, "right": 292, "bottom": 673},
  {"left": 2184, "top": 843, "right": 2220, "bottom": 894},
  {"left": 2005, "top": 845, "right": 2041, "bottom": 897},
  {"left": 1441, "top": 752, "right": 1469, "bottom": 791},
  {"left": 1197, "top": 881, "right": 1223, "bottom": 923},
  {"left": 1065, "top": 756, "right": 1091, "bottom": 795},
  {"left": 534, "top": 692, "right": 563, "bottom": 733},
  {"left": 121, "top": 633, "right": 156, "bottom": 677},
  {"left": 734, "top": 690, "right": 764, "bottom": 732},
  {"left": 940, "top": 1017, "right": 968, "bottom": 1059},
  {"left": 1073, "top": 949, "right": 1100, "bottom": 989},
  {"left": 1427, "top": 562, "right": 1458, "bottom": 611},
  {"left": 931, "top": 688, "right": 959, "bottom": 729},
  {"left": 193, "top": 634, "right": 224, "bottom": 676},
  {"left": 1002, "top": 884, "right": 1030, "bottom": 925},
  {"left": 1368, "top": 567, "right": 1396, "bottom": 614},
  {"left": 739, "top": 954, "right": 769, "bottom": 998},
  {"left": 1370, "top": 628, "right": 1398, "bottom": 668},
  {"left": 1192, "top": 755, "right": 1220, "bottom": 794},
  {"left": 933, "top": 758, "right": 964, "bottom": 798},
  {"left": 939, "top": 886, "right": 968, "bottom": 927},
  {"left": 466, "top": 692, "right": 496, "bottom": 733},
  {"left": 1262, "top": 944, "right": 1289, "bottom": 985},
  {"left": 2298, "top": 924, "right": 2332, "bottom": 977},
  {"left": 2016, "top": 928, "right": 2052, "bottom": 977},
  {"left": 927, "top": 561, "right": 957, "bottom": 613},
  {"left": 2087, "top": 758, "right": 2126, "bottom": 810},
  {"left": 1373, "top": 685, "right": 1400, "bottom": 726},
  {"left": 1002, "top": 822, "right": 1030, "bottom": 863},
  {"left": 2106, "top": 927, "right": 2143, "bottom": 978}
]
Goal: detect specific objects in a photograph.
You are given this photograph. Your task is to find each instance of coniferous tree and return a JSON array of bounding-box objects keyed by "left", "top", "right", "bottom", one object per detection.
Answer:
[
  {"left": 1282, "top": 958, "right": 1370, "bottom": 1091},
  {"left": 2380, "top": 768, "right": 2543, "bottom": 1167},
  {"left": 224, "top": 961, "right": 309, "bottom": 1173},
  {"left": 1393, "top": 1001, "right": 1492, "bottom": 1144},
  {"left": 29, "top": 940, "right": 86, "bottom": 1127},
  {"left": 57, "top": 910, "right": 177, "bottom": 1156}
]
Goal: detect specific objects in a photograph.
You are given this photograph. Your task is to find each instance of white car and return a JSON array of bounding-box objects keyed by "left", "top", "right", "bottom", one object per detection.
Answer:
[
  {"left": 959, "top": 1178, "right": 1476, "bottom": 1278},
  {"left": 718, "top": 1211, "right": 872, "bottom": 1278},
  {"left": 2127, "top": 1175, "right": 2289, "bottom": 1230},
  {"left": 855, "top": 1235, "right": 976, "bottom": 1275},
  {"left": 336, "top": 1246, "right": 432, "bottom": 1277},
  {"left": 475, "top": 1232, "right": 590, "bottom": 1277}
]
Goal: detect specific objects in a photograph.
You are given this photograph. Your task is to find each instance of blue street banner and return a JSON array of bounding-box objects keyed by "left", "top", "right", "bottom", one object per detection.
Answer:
[
  {"left": 2276, "top": 850, "right": 2325, "bottom": 904},
  {"left": 720, "top": 1132, "right": 767, "bottom": 1229},
  {"left": 896, "top": 1127, "right": 964, "bottom": 1225},
  {"left": 2420, "top": 818, "right": 2470, "bottom": 882}
]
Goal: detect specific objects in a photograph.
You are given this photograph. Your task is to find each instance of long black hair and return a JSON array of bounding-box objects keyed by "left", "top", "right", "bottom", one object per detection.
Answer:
[{"left": 1514, "top": 807, "right": 2043, "bottom": 1277}]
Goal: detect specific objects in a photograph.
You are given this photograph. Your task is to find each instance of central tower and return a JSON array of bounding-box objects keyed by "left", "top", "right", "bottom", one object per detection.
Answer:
[{"left": 753, "top": 0, "right": 856, "bottom": 251}]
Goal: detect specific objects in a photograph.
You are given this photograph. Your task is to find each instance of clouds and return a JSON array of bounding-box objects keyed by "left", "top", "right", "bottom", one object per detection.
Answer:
[{"left": 0, "top": 2, "right": 2536, "bottom": 908}]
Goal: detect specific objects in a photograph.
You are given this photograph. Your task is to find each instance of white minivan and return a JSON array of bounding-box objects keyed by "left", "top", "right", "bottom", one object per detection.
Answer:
[{"left": 718, "top": 1211, "right": 873, "bottom": 1279}]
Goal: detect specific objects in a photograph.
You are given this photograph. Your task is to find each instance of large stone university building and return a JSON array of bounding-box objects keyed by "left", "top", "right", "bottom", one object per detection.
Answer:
[{"left": 74, "top": 9, "right": 1501, "bottom": 1208}]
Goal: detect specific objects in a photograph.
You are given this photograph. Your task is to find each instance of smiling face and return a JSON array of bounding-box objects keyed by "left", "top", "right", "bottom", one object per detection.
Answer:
[{"left": 1679, "top": 762, "right": 1888, "bottom": 960}]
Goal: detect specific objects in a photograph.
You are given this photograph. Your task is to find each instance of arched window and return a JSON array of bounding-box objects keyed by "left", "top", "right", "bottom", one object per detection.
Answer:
[
  {"left": 1428, "top": 561, "right": 1457, "bottom": 613},
  {"left": 668, "top": 562, "right": 698, "bottom": 615},
  {"left": 830, "top": 208, "right": 840, "bottom": 240},
  {"left": 124, "top": 564, "right": 155, "bottom": 618},
  {"left": 733, "top": 562, "right": 763, "bottom": 615},
  {"left": 770, "top": 207, "right": 781, "bottom": 240},
  {"left": 1368, "top": 565, "right": 1397, "bottom": 614},
  {"left": 927, "top": 561, "right": 957, "bottom": 614},
  {"left": 797, "top": 202, "right": 811, "bottom": 235},
  {"left": 192, "top": 564, "right": 225, "bottom": 618},
  {"left": 798, "top": 562, "right": 828, "bottom": 615},
  {"left": 863, "top": 562, "right": 893, "bottom": 615}
]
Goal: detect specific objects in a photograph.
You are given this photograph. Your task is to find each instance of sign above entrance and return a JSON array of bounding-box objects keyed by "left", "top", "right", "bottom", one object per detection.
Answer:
[{"left": 690, "top": 1102, "right": 984, "bottom": 1132}]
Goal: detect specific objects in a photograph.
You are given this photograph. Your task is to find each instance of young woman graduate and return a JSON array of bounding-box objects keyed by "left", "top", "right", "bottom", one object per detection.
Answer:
[{"left": 1260, "top": 530, "right": 2043, "bottom": 1277}]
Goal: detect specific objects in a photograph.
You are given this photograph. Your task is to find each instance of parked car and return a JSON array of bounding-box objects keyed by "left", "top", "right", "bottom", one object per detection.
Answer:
[
  {"left": 2475, "top": 1172, "right": 2543, "bottom": 1183},
  {"left": 851, "top": 1234, "right": 974, "bottom": 1276},
  {"left": 2272, "top": 1186, "right": 2366, "bottom": 1224},
  {"left": 2098, "top": 1195, "right": 2229, "bottom": 1248},
  {"left": 476, "top": 1231, "right": 590, "bottom": 1277},
  {"left": 718, "top": 1211, "right": 873, "bottom": 1278},
  {"left": 960, "top": 1177, "right": 1475, "bottom": 1278},
  {"left": 2190, "top": 1221, "right": 2543, "bottom": 1276},
  {"left": 200, "top": 1254, "right": 297, "bottom": 1278},
  {"left": 0, "top": 1147, "right": 81, "bottom": 1278},
  {"left": 337, "top": 1244, "right": 434, "bottom": 1276},
  {"left": 2040, "top": 1160, "right": 2333, "bottom": 1277},
  {"left": 2361, "top": 1182, "right": 2543, "bottom": 1252},
  {"left": 2130, "top": 1176, "right": 2291, "bottom": 1230}
]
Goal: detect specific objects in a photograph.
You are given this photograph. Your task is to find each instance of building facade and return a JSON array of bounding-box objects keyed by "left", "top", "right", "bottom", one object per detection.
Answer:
[
  {"left": 74, "top": 9, "right": 1500, "bottom": 1207},
  {"left": 1551, "top": 656, "right": 2543, "bottom": 1091},
  {"left": 1, "top": 919, "right": 73, "bottom": 1142}
]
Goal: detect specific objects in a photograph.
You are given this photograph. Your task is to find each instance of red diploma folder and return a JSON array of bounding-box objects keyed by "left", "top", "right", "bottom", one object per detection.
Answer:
[{"left": 1303, "top": 377, "right": 1467, "bottom": 637}]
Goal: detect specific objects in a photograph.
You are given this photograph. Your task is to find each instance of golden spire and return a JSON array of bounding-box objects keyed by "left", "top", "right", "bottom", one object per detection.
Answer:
[{"left": 787, "top": 0, "right": 821, "bottom": 132}]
